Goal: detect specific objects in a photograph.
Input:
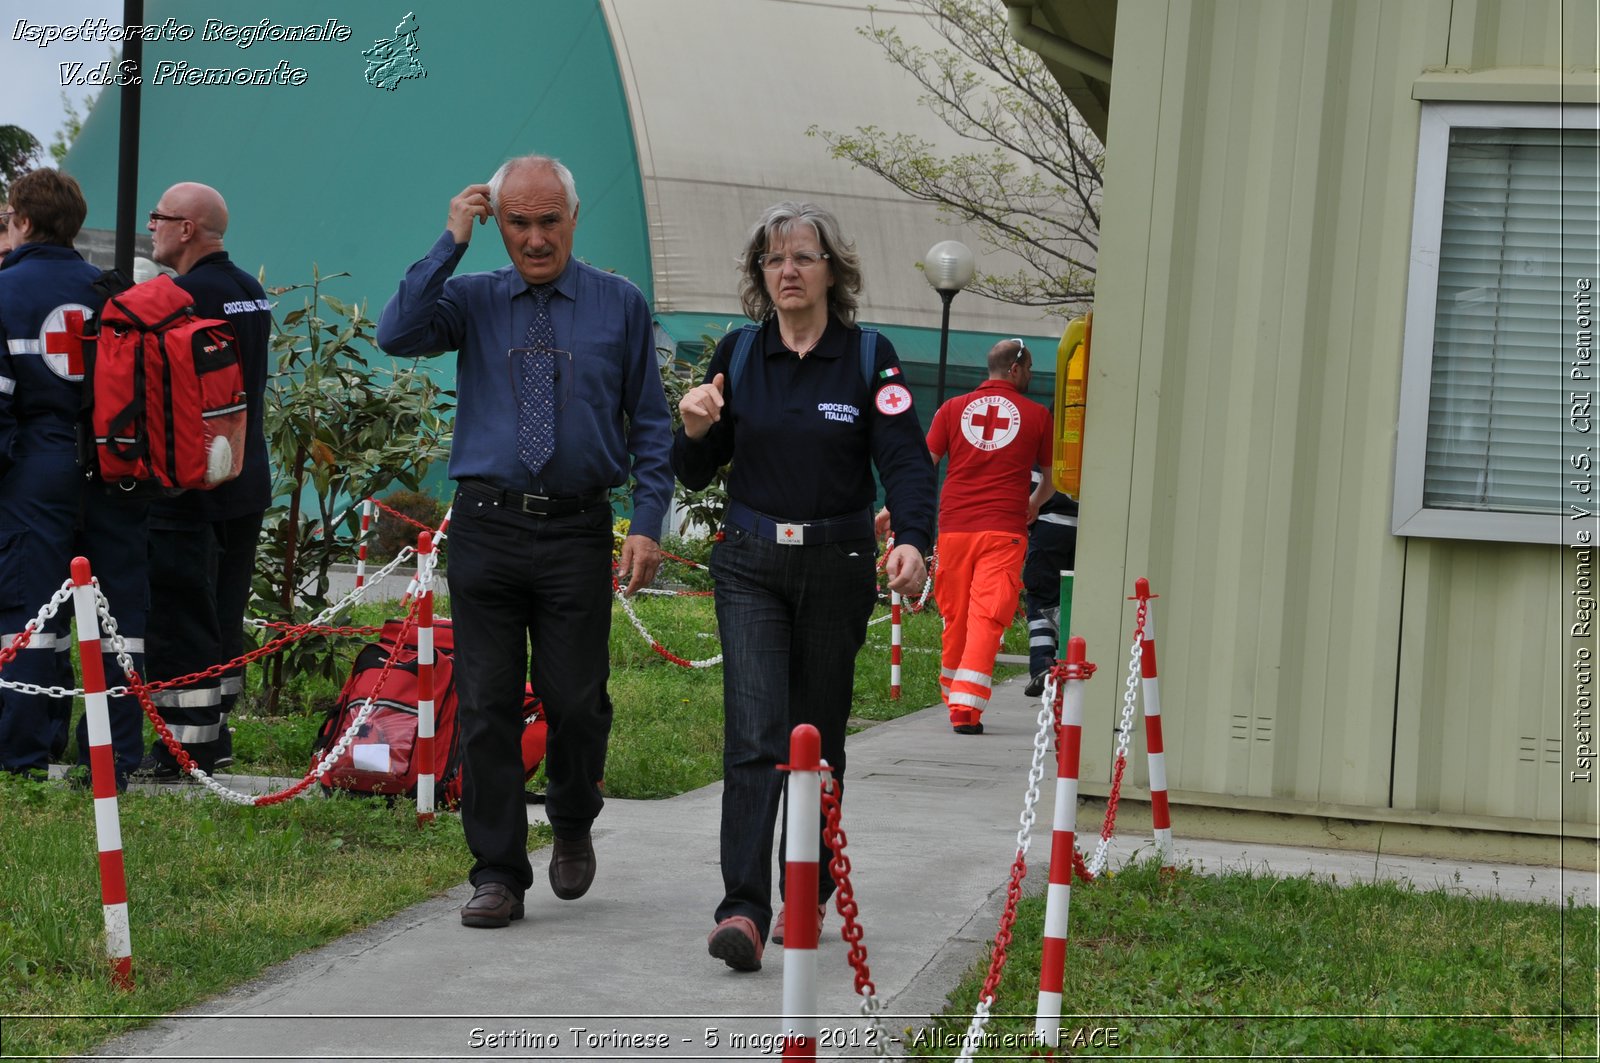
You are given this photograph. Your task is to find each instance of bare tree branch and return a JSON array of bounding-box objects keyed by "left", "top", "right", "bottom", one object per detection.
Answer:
[{"left": 808, "top": 0, "right": 1101, "bottom": 316}]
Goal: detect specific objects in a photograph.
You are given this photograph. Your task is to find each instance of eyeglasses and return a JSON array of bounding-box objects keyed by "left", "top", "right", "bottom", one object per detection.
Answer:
[
  {"left": 0, "top": 210, "right": 11, "bottom": 228},
  {"left": 506, "top": 346, "right": 574, "bottom": 413},
  {"left": 1008, "top": 338, "right": 1030, "bottom": 365},
  {"left": 148, "top": 210, "right": 188, "bottom": 224},
  {"left": 757, "top": 251, "right": 830, "bottom": 271}
]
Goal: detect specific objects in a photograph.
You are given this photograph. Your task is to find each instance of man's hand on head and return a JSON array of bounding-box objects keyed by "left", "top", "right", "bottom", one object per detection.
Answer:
[{"left": 447, "top": 184, "right": 493, "bottom": 244}]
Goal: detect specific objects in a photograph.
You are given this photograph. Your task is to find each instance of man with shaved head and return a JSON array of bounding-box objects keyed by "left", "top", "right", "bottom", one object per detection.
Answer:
[
  {"left": 134, "top": 182, "right": 272, "bottom": 780},
  {"left": 886, "top": 338, "right": 1055, "bottom": 736}
]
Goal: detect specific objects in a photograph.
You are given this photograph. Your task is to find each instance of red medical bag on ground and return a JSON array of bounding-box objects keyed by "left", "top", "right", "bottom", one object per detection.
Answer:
[{"left": 311, "top": 619, "right": 547, "bottom": 806}]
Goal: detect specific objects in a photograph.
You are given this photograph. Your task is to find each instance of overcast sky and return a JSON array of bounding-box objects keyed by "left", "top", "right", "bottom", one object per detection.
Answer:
[{"left": 1, "top": 1, "right": 124, "bottom": 157}]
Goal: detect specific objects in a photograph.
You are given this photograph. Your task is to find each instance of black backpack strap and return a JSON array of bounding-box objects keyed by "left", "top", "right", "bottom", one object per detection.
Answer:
[
  {"left": 91, "top": 268, "right": 133, "bottom": 304},
  {"left": 726, "top": 323, "right": 761, "bottom": 397},
  {"left": 859, "top": 326, "right": 879, "bottom": 386}
]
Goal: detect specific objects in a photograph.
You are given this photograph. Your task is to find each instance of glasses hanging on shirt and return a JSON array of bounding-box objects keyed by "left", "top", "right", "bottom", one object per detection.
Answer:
[{"left": 506, "top": 347, "right": 574, "bottom": 413}]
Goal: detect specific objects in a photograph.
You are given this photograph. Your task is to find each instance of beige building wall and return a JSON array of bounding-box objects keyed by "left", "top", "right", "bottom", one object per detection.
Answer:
[{"left": 1071, "top": 0, "right": 1596, "bottom": 841}]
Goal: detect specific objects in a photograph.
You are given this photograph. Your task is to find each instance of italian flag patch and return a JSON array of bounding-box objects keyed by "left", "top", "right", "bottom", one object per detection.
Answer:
[{"left": 877, "top": 366, "right": 901, "bottom": 380}]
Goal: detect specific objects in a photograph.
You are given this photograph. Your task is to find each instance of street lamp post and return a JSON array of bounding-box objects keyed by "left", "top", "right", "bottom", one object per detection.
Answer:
[{"left": 922, "top": 240, "right": 977, "bottom": 406}]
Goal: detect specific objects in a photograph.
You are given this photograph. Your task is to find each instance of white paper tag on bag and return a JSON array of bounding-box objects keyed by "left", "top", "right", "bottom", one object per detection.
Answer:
[{"left": 353, "top": 744, "right": 391, "bottom": 772}]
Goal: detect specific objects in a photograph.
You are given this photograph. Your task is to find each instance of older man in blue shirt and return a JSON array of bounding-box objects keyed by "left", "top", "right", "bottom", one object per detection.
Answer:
[{"left": 378, "top": 154, "right": 673, "bottom": 929}]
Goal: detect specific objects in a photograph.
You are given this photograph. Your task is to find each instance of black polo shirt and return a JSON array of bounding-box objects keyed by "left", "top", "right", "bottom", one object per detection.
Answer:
[{"left": 672, "top": 315, "right": 935, "bottom": 554}]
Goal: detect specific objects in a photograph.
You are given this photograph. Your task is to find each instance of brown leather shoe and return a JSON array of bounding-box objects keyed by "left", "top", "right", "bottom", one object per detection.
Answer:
[
  {"left": 460, "top": 882, "right": 524, "bottom": 928},
  {"left": 548, "top": 834, "right": 596, "bottom": 900}
]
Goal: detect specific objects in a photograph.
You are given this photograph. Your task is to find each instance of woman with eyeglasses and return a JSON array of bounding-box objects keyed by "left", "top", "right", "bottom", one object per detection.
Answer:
[{"left": 673, "top": 201, "right": 936, "bottom": 972}]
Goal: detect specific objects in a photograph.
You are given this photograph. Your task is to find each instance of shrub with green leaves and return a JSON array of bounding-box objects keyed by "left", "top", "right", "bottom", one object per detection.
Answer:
[{"left": 252, "top": 267, "right": 453, "bottom": 709}]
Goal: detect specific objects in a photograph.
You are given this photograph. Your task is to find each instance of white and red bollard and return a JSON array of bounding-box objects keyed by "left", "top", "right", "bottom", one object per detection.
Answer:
[
  {"left": 1135, "top": 578, "right": 1174, "bottom": 869},
  {"left": 780, "top": 723, "right": 824, "bottom": 1060},
  {"left": 414, "top": 532, "right": 437, "bottom": 825},
  {"left": 1035, "top": 636, "right": 1091, "bottom": 1048},
  {"left": 889, "top": 591, "right": 903, "bottom": 700},
  {"left": 354, "top": 498, "right": 373, "bottom": 589},
  {"left": 72, "top": 557, "right": 134, "bottom": 990}
]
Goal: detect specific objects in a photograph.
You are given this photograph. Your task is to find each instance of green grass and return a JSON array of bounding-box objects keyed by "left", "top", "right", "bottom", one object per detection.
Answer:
[
  {"left": 0, "top": 772, "right": 494, "bottom": 1058},
  {"left": 907, "top": 859, "right": 1598, "bottom": 1059}
]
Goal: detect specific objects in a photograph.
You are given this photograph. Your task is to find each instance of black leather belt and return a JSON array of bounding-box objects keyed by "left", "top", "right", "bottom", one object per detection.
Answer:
[
  {"left": 458, "top": 480, "right": 608, "bottom": 516},
  {"left": 725, "top": 500, "right": 873, "bottom": 546}
]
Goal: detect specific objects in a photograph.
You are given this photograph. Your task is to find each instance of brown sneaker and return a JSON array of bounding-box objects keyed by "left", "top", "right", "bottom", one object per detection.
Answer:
[
  {"left": 770, "top": 903, "right": 827, "bottom": 946},
  {"left": 707, "top": 915, "right": 763, "bottom": 972}
]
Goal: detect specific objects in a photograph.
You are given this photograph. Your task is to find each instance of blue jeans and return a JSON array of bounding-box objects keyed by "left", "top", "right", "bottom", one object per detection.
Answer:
[{"left": 710, "top": 525, "right": 878, "bottom": 939}]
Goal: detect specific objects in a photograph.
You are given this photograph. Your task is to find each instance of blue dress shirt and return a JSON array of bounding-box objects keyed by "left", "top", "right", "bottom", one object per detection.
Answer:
[{"left": 376, "top": 231, "right": 673, "bottom": 539}]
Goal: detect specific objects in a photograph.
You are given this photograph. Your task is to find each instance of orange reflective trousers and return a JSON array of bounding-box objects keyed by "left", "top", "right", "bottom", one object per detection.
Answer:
[{"left": 934, "top": 530, "right": 1026, "bottom": 729}]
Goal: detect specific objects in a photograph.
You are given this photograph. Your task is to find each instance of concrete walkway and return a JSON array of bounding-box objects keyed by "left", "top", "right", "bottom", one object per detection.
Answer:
[{"left": 90, "top": 674, "right": 1594, "bottom": 1062}]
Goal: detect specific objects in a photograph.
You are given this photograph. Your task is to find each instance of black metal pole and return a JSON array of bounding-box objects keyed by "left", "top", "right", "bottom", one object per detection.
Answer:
[
  {"left": 935, "top": 288, "right": 956, "bottom": 406},
  {"left": 113, "top": 0, "right": 144, "bottom": 279}
]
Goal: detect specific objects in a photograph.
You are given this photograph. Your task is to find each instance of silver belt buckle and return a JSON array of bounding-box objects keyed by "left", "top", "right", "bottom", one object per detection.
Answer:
[{"left": 774, "top": 521, "right": 805, "bottom": 545}]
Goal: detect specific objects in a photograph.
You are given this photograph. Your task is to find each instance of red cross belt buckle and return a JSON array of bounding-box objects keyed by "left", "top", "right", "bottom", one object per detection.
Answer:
[{"left": 775, "top": 522, "right": 805, "bottom": 545}]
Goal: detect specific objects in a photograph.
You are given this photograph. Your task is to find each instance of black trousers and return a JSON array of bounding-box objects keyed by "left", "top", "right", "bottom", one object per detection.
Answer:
[
  {"left": 0, "top": 448, "right": 149, "bottom": 782},
  {"left": 145, "top": 511, "right": 264, "bottom": 772},
  {"left": 448, "top": 492, "right": 614, "bottom": 897},
  {"left": 1022, "top": 518, "right": 1078, "bottom": 676}
]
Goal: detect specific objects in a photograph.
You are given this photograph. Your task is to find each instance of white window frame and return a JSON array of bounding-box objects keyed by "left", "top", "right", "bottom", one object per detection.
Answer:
[{"left": 1392, "top": 100, "right": 1597, "bottom": 544}]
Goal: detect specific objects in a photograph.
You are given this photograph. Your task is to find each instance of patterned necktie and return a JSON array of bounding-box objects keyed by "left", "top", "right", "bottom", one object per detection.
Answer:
[{"left": 516, "top": 284, "right": 557, "bottom": 475}]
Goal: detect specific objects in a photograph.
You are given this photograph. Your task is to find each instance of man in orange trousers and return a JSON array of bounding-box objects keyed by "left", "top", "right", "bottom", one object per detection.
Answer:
[{"left": 882, "top": 339, "right": 1054, "bottom": 734}]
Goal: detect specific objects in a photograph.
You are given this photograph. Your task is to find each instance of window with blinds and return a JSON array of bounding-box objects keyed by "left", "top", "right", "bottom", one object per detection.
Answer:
[{"left": 1393, "top": 102, "right": 1599, "bottom": 544}]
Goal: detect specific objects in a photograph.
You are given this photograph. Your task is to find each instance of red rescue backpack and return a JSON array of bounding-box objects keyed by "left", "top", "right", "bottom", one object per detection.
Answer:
[
  {"left": 86, "top": 274, "right": 246, "bottom": 493},
  {"left": 312, "top": 619, "right": 548, "bottom": 806}
]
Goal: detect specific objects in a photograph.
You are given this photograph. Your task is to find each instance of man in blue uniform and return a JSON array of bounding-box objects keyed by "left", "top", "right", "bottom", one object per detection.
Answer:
[
  {"left": 134, "top": 183, "right": 273, "bottom": 779},
  {"left": 378, "top": 154, "right": 673, "bottom": 929},
  {"left": 1023, "top": 472, "right": 1078, "bottom": 697},
  {"left": 0, "top": 168, "right": 150, "bottom": 785}
]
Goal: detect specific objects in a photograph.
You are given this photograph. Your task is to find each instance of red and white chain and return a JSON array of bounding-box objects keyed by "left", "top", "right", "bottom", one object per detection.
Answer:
[
  {"left": 92, "top": 584, "right": 252, "bottom": 803},
  {"left": 241, "top": 545, "right": 420, "bottom": 639},
  {"left": 818, "top": 778, "right": 896, "bottom": 1058},
  {"left": 97, "top": 559, "right": 435, "bottom": 803},
  {"left": 612, "top": 588, "right": 722, "bottom": 668},
  {"left": 1087, "top": 603, "right": 1147, "bottom": 877},
  {"left": 0, "top": 581, "right": 77, "bottom": 698},
  {"left": 953, "top": 687, "right": 1056, "bottom": 1062}
]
